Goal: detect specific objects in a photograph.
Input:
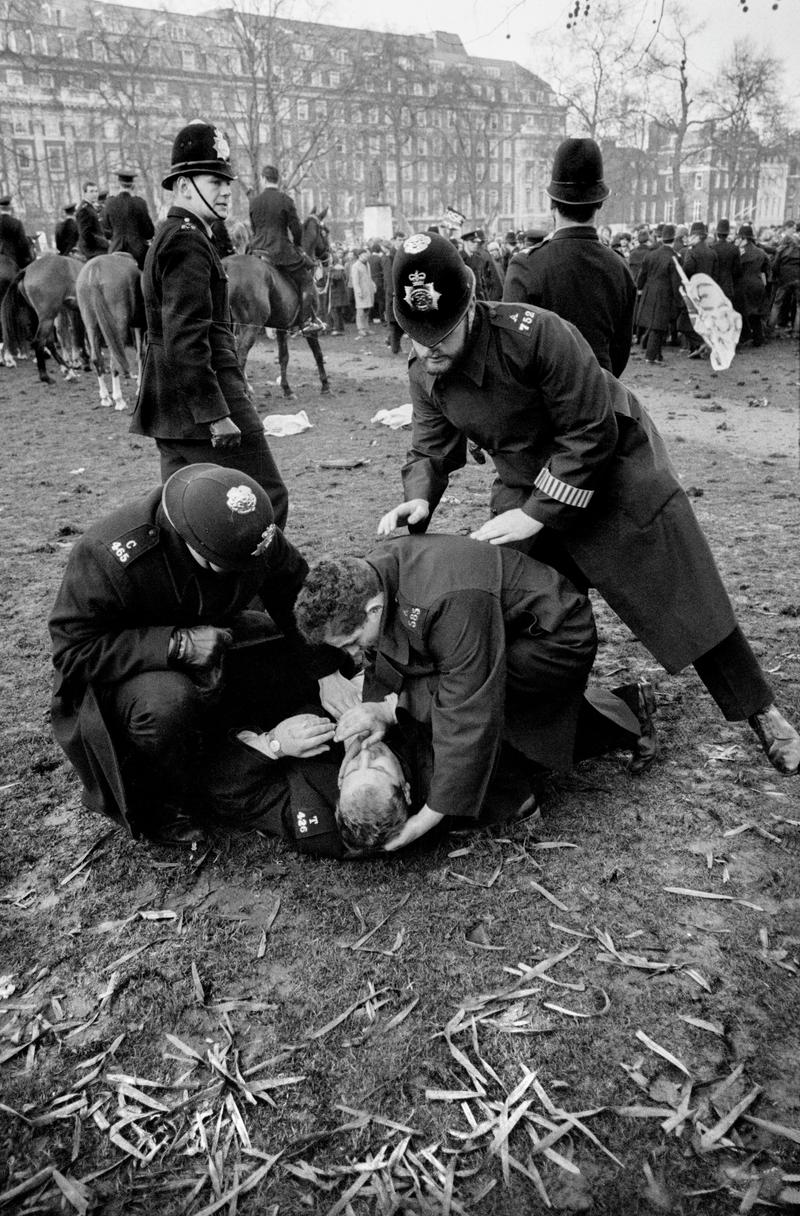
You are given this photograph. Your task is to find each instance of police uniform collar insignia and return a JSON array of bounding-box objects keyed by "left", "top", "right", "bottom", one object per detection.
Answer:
[
  {"left": 251, "top": 524, "right": 276, "bottom": 558},
  {"left": 226, "top": 485, "right": 257, "bottom": 514},
  {"left": 404, "top": 269, "right": 441, "bottom": 313},
  {"left": 212, "top": 128, "right": 230, "bottom": 160}
]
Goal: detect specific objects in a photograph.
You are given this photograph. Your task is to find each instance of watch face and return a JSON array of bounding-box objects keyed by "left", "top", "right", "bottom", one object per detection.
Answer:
[{"left": 269, "top": 736, "right": 281, "bottom": 754}]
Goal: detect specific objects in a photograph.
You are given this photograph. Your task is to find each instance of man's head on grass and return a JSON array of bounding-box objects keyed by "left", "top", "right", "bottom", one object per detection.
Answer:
[{"left": 336, "top": 741, "right": 410, "bottom": 852}]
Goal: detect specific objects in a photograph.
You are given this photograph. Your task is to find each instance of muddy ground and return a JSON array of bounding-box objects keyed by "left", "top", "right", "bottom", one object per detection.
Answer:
[{"left": 0, "top": 325, "right": 799, "bottom": 1215}]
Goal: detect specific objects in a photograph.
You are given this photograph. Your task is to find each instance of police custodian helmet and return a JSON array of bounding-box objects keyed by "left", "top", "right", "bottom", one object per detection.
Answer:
[
  {"left": 162, "top": 464, "right": 275, "bottom": 572},
  {"left": 392, "top": 233, "right": 475, "bottom": 346},
  {"left": 162, "top": 120, "right": 236, "bottom": 190}
]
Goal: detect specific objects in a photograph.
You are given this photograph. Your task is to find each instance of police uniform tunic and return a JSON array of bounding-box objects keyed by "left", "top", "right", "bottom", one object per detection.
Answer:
[
  {"left": 401, "top": 301, "right": 737, "bottom": 675},
  {"left": 249, "top": 186, "right": 306, "bottom": 271},
  {"left": 49, "top": 487, "right": 319, "bottom": 828},
  {"left": 0, "top": 212, "right": 33, "bottom": 266},
  {"left": 75, "top": 200, "right": 109, "bottom": 259},
  {"left": 103, "top": 191, "right": 155, "bottom": 269},
  {"left": 55, "top": 216, "right": 79, "bottom": 256},
  {"left": 503, "top": 227, "right": 636, "bottom": 376},
  {"left": 130, "top": 206, "right": 288, "bottom": 526},
  {"left": 363, "top": 534, "right": 596, "bottom": 818}
]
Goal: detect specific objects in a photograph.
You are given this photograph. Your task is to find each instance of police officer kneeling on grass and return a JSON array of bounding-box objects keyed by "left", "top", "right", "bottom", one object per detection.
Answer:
[
  {"left": 379, "top": 234, "right": 800, "bottom": 778},
  {"left": 48, "top": 464, "right": 356, "bottom": 842},
  {"left": 293, "top": 535, "right": 658, "bottom": 853}
]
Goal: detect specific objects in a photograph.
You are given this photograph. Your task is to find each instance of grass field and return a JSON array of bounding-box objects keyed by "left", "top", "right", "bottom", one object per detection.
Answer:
[{"left": 1, "top": 326, "right": 798, "bottom": 1214}]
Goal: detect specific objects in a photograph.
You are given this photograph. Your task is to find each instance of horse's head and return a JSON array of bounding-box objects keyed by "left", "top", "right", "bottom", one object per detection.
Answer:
[{"left": 303, "top": 214, "right": 330, "bottom": 263}]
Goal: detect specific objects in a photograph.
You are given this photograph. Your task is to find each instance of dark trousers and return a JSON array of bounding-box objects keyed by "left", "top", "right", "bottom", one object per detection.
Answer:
[
  {"left": 329, "top": 305, "right": 346, "bottom": 333},
  {"left": 644, "top": 328, "right": 665, "bottom": 361},
  {"left": 157, "top": 432, "right": 289, "bottom": 530},
  {"left": 511, "top": 532, "right": 773, "bottom": 724},
  {"left": 386, "top": 318, "right": 403, "bottom": 354}
]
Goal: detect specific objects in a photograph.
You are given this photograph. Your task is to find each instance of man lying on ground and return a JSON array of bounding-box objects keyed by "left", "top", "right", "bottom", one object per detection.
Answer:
[{"left": 294, "top": 533, "right": 656, "bottom": 853}]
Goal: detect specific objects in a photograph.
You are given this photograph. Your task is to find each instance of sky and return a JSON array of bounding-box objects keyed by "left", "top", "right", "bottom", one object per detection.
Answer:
[{"left": 115, "top": 0, "right": 800, "bottom": 108}]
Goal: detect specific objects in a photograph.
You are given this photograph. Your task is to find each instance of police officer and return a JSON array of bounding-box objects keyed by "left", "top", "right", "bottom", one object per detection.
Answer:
[
  {"left": 75, "top": 181, "right": 110, "bottom": 260},
  {"left": 249, "top": 164, "right": 321, "bottom": 334},
  {"left": 377, "top": 233, "right": 800, "bottom": 777},
  {"left": 130, "top": 120, "right": 289, "bottom": 528},
  {"left": 461, "top": 229, "right": 504, "bottom": 301},
  {"left": 503, "top": 139, "right": 636, "bottom": 377},
  {"left": 103, "top": 170, "right": 155, "bottom": 269},
  {"left": 54, "top": 203, "right": 79, "bottom": 255},
  {"left": 295, "top": 536, "right": 658, "bottom": 851},
  {"left": 49, "top": 464, "right": 350, "bottom": 840},
  {"left": 0, "top": 195, "right": 33, "bottom": 267}
]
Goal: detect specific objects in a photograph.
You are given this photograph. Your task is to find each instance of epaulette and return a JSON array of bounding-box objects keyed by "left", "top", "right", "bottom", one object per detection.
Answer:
[
  {"left": 489, "top": 305, "right": 538, "bottom": 336},
  {"left": 105, "top": 523, "right": 160, "bottom": 568}
]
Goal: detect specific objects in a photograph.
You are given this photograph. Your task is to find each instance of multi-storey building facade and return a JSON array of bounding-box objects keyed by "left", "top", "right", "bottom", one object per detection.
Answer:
[{"left": 0, "top": 0, "right": 567, "bottom": 240}]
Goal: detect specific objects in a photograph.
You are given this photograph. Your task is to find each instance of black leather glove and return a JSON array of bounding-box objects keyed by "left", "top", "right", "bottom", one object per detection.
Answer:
[
  {"left": 209, "top": 417, "right": 241, "bottom": 448},
  {"left": 169, "top": 626, "right": 233, "bottom": 669}
]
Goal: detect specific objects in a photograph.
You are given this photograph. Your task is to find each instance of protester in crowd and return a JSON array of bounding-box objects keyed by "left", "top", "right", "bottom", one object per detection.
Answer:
[
  {"left": 636, "top": 222, "right": 680, "bottom": 365},
  {"left": 350, "top": 247, "right": 376, "bottom": 338},
  {"left": 735, "top": 223, "right": 770, "bottom": 348},
  {"left": 75, "top": 181, "right": 110, "bottom": 260}
]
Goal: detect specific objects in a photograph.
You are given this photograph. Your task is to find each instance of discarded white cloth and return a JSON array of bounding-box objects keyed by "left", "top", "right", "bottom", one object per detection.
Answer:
[
  {"left": 371, "top": 403, "right": 413, "bottom": 429},
  {"left": 262, "top": 410, "right": 313, "bottom": 436}
]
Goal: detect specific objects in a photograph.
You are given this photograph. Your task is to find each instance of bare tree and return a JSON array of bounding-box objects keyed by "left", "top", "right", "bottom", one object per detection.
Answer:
[
  {"left": 643, "top": 7, "right": 708, "bottom": 224},
  {"left": 209, "top": 0, "right": 357, "bottom": 195},
  {"left": 703, "top": 40, "right": 786, "bottom": 214}
]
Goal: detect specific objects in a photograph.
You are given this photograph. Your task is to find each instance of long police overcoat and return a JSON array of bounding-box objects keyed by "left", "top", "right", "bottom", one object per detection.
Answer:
[
  {"left": 677, "top": 240, "right": 720, "bottom": 336},
  {"left": 131, "top": 207, "right": 259, "bottom": 441},
  {"left": 55, "top": 217, "right": 79, "bottom": 255},
  {"left": 713, "top": 238, "right": 742, "bottom": 302},
  {"left": 401, "top": 302, "right": 737, "bottom": 674},
  {"left": 103, "top": 192, "right": 155, "bottom": 269},
  {"left": 363, "top": 534, "right": 596, "bottom": 816},
  {"left": 49, "top": 488, "right": 315, "bottom": 828},
  {"left": 735, "top": 243, "right": 770, "bottom": 317},
  {"left": 504, "top": 227, "right": 636, "bottom": 377},
  {"left": 635, "top": 243, "right": 680, "bottom": 332}
]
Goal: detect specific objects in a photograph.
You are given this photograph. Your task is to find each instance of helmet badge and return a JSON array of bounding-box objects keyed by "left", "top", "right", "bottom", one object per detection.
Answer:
[
  {"left": 404, "top": 270, "right": 441, "bottom": 313},
  {"left": 226, "top": 486, "right": 257, "bottom": 514}
]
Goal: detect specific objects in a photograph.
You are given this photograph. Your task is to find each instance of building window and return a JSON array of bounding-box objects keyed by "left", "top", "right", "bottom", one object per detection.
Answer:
[
  {"left": 663, "top": 200, "right": 673, "bottom": 222},
  {"left": 692, "top": 200, "right": 702, "bottom": 221},
  {"left": 694, "top": 172, "right": 703, "bottom": 189},
  {"left": 297, "top": 100, "right": 308, "bottom": 121}
]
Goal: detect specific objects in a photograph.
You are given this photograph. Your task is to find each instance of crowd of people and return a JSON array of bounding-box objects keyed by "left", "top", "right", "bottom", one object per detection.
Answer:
[{"left": 28, "top": 123, "right": 797, "bottom": 862}]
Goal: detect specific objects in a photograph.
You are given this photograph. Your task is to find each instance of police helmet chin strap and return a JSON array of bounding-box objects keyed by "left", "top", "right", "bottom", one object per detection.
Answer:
[{"left": 189, "top": 176, "right": 225, "bottom": 223}]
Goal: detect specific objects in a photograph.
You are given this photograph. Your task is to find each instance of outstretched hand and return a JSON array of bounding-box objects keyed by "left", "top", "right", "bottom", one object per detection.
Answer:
[
  {"left": 470, "top": 509, "right": 543, "bottom": 546},
  {"left": 377, "top": 499, "right": 430, "bottom": 537},
  {"left": 383, "top": 805, "right": 444, "bottom": 852}
]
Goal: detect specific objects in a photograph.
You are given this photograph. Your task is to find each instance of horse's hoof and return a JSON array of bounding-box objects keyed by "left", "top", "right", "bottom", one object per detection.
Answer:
[
  {"left": 42, "top": 376, "right": 56, "bottom": 385},
  {"left": 321, "top": 383, "right": 331, "bottom": 395},
  {"left": 282, "top": 391, "right": 296, "bottom": 400},
  {"left": 114, "top": 402, "right": 128, "bottom": 412}
]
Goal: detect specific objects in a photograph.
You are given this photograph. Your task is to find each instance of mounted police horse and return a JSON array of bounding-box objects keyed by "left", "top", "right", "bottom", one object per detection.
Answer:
[
  {"left": 76, "top": 253, "right": 145, "bottom": 411},
  {"left": 0, "top": 253, "right": 86, "bottom": 382},
  {"left": 224, "top": 213, "right": 331, "bottom": 399}
]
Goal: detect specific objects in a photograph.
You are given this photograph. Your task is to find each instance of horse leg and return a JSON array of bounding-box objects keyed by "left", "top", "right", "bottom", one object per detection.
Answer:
[
  {"left": 304, "top": 332, "right": 330, "bottom": 394},
  {"left": 55, "top": 313, "right": 79, "bottom": 380},
  {"left": 276, "top": 330, "right": 293, "bottom": 398},
  {"left": 110, "top": 366, "right": 127, "bottom": 411},
  {"left": 134, "top": 329, "right": 143, "bottom": 391}
]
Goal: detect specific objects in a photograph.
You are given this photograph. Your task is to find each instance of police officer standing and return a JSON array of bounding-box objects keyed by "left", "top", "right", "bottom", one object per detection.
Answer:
[
  {"left": 75, "top": 181, "right": 110, "bottom": 260},
  {"left": 130, "top": 120, "right": 289, "bottom": 528},
  {"left": 103, "top": 170, "right": 155, "bottom": 269},
  {"left": 503, "top": 139, "right": 636, "bottom": 377},
  {"left": 54, "top": 203, "right": 79, "bottom": 255},
  {"left": 249, "top": 164, "right": 321, "bottom": 333},
  {"left": 377, "top": 233, "right": 800, "bottom": 778},
  {"left": 0, "top": 195, "right": 33, "bottom": 267}
]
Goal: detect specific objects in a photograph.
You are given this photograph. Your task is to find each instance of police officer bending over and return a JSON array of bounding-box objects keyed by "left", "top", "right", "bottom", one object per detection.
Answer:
[
  {"left": 378, "top": 234, "right": 799, "bottom": 777},
  {"left": 49, "top": 464, "right": 355, "bottom": 841}
]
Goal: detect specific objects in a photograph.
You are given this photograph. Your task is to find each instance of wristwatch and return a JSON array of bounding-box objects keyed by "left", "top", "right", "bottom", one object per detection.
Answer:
[{"left": 266, "top": 732, "right": 281, "bottom": 757}]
